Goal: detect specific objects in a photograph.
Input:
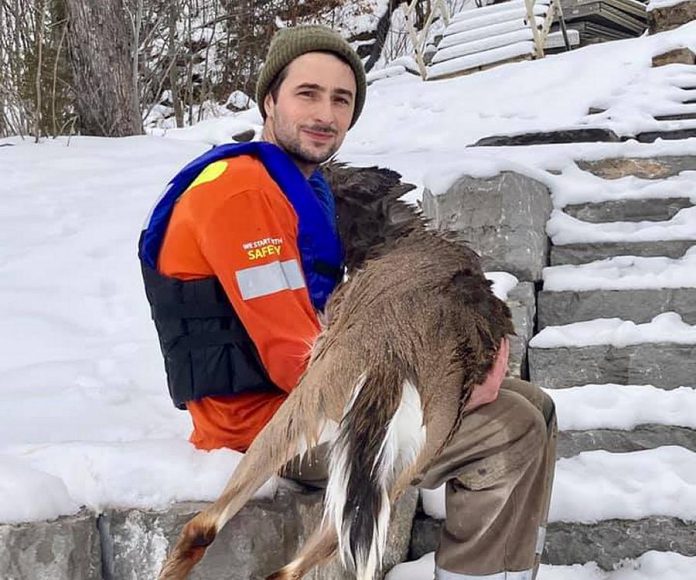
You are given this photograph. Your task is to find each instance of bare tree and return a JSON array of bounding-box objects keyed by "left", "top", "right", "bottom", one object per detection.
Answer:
[{"left": 64, "top": 0, "right": 143, "bottom": 136}]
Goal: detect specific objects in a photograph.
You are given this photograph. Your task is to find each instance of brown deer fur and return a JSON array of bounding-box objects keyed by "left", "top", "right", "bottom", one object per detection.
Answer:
[{"left": 158, "top": 163, "right": 514, "bottom": 580}]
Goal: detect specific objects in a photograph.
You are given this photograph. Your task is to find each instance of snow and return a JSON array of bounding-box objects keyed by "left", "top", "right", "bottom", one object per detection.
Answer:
[
  {"left": 387, "top": 551, "right": 696, "bottom": 580},
  {"left": 547, "top": 207, "right": 696, "bottom": 245},
  {"left": 486, "top": 271, "right": 519, "bottom": 300},
  {"left": 530, "top": 312, "right": 696, "bottom": 348},
  {"left": 420, "top": 446, "right": 696, "bottom": 523},
  {"left": 542, "top": 247, "right": 696, "bottom": 291},
  {"left": 546, "top": 384, "right": 696, "bottom": 431}
]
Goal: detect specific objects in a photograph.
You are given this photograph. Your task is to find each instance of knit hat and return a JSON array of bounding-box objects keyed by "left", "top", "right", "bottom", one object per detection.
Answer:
[{"left": 256, "top": 25, "right": 366, "bottom": 129}]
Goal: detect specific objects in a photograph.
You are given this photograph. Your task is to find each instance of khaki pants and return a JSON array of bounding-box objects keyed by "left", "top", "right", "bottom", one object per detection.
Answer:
[{"left": 283, "top": 378, "right": 557, "bottom": 579}]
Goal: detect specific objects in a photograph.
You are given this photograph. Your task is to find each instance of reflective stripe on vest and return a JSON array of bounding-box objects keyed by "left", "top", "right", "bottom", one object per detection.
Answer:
[{"left": 139, "top": 141, "right": 344, "bottom": 311}]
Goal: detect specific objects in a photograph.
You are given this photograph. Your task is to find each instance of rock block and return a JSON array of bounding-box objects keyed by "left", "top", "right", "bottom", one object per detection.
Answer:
[
  {"left": 537, "top": 288, "right": 696, "bottom": 328},
  {"left": 576, "top": 155, "right": 696, "bottom": 180},
  {"left": 411, "top": 515, "right": 696, "bottom": 570},
  {"left": 557, "top": 425, "right": 696, "bottom": 458},
  {"left": 0, "top": 510, "right": 101, "bottom": 580},
  {"left": 562, "top": 197, "right": 692, "bottom": 223},
  {"left": 422, "top": 172, "right": 552, "bottom": 281},
  {"left": 652, "top": 47, "right": 696, "bottom": 67},
  {"left": 528, "top": 343, "right": 696, "bottom": 389},
  {"left": 506, "top": 281, "right": 536, "bottom": 379},
  {"left": 473, "top": 128, "right": 620, "bottom": 147},
  {"left": 649, "top": 0, "right": 696, "bottom": 33},
  {"left": 550, "top": 240, "right": 695, "bottom": 266},
  {"left": 101, "top": 487, "right": 418, "bottom": 580}
]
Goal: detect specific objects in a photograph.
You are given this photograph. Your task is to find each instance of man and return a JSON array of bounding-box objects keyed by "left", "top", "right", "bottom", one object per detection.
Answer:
[{"left": 140, "top": 25, "right": 556, "bottom": 580}]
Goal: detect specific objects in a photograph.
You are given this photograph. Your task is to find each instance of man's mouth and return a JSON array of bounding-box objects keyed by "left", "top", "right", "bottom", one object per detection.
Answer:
[{"left": 302, "top": 128, "right": 335, "bottom": 142}]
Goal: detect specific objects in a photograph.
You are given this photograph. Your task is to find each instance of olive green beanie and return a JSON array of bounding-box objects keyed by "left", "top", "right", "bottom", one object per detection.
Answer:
[{"left": 256, "top": 25, "right": 366, "bottom": 128}]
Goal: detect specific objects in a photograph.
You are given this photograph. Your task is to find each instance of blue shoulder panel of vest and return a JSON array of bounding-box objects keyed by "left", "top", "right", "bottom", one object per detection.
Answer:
[{"left": 138, "top": 142, "right": 344, "bottom": 311}]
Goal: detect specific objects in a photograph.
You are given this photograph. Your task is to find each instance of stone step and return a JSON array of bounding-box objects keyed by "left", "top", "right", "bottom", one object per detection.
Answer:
[
  {"left": 410, "top": 516, "right": 696, "bottom": 569},
  {"left": 528, "top": 343, "right": 696, "bottom": 389},
  {"left": 100, "top": 490, "right": 417, "bottom": 580},
  {"left": 0, "top": 490, "right": 417, "bottom": 580},
  {"left": 0, "top": 510, "right": 101, "bottom": 580},
  {"left": 652, "top": 101, "right": 696, "bottom": 121},
  {"left": 537, "top": 288, "right": 696, "bottom": 328},
  {"left": 576, "top": 155, "right": 696, "bottom": 180},
  {"left": 636, "top": 127, "right": 696, "bottom": 143},
  {"left": 654, "top": 111, "right": 696, "bottom": 121},
  {"left": 558, "top": 425, "right": 696, "bottom": 458},
  {"left": 550, "top": 240, "right": 695, "bottom": 265},
  {"left": 562, "top": 197, "right": 692, "bottom": 223}
]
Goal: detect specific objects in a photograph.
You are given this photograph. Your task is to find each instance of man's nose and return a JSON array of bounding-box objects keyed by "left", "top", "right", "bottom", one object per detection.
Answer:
[{"left": 313, "top": 96, "right": 335, "bottom": 124}]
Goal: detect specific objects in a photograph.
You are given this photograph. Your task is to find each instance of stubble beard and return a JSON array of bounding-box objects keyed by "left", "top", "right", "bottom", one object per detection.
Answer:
[{"left": 273, "top": 114, "right": 339, "bottom": 166}]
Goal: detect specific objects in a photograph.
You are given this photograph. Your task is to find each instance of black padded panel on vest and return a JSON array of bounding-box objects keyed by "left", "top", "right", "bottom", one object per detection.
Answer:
[{"left": 141, "top": 264, "right": 278, "bottom": 409}]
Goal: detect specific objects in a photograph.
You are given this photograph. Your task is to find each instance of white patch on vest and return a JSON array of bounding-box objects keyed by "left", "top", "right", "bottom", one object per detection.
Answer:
[{"left": 235, "top": 259, "right": 305, "bottom": 300}]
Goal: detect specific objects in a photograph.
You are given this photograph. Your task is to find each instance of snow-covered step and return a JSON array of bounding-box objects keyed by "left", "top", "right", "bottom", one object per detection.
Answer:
[
  {"left": 650, "top": 102, "right": 696, "bottom": 121},
  {"left": 413, "top": 447, "right": 696, "bottom": 568},
  {"left": 636, "top": 120, "right": 696, "bottom": 142},
  {"left": 428, "top": 41, "right": 536, "bottom": 80},
  {"left": 550, "top": 383, "right": 696, "bottom": 457},
  {"left": 528, "top": 313, "right": 696, "bottom": 389},
  {"left": 546, "top": 207, "right": 696, "bottom": 246},
  {"left": 680, "top": 88, "right": 696, "bottom": 103},
  {"left": 450, "top": 0, "right": 550, "bottom": 24},
  {"left": 443, "top": 2, "right": 549, "bottom": 38},
  {"left": 538, "top": 250, "right": 696, "bottom": 327},
  {"left": 550, "top": 239, "right": 695, "bottom": 265},
  {"left": 563, "top": 197, "right": 693, "bottom": 223},
  {"left": 438, "top": 16, "right": 546, "bottom": 51}
]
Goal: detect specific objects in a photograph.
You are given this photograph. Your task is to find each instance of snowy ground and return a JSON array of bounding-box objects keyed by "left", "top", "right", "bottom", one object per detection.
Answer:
[{"left": 2, "top": 17, "right": 696, "bottom": 578}]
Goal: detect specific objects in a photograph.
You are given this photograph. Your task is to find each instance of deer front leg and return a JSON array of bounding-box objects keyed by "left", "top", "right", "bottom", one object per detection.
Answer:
[{"left": 158, "top": 385, "right": 326, "bottom": 579}]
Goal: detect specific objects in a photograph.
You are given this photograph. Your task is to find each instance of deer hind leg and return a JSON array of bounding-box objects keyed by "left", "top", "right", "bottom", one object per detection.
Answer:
[
  {"left": 158, "top": 385, "right": 326, "bottom": 580},
  {"left": 266, "top": 523, "right": 338, "bottom": 580}
]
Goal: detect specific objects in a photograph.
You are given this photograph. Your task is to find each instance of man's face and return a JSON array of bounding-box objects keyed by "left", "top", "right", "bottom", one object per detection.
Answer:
[{"left": 263, "top": 52, "right": 356, "bottom": 173}]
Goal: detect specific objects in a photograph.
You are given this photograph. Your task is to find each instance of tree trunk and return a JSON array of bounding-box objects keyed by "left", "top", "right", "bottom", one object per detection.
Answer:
[
  {"left": 64, "top": 0, "right": 142, "bottom": 136},
  {"left": 364, "top": 0, "right": 399, "bottom": 73}
]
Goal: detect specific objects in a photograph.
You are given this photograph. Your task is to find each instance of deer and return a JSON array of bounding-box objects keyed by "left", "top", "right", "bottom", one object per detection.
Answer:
[{"left": 158, "top": 162, "right": 514, "bottom": 580}]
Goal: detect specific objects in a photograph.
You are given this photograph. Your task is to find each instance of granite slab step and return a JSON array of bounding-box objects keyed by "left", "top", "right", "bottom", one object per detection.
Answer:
[
  {"left": 99, "top": 488, "right": 418, "bottom": 580},
  {"left": 528, "top": 343, "right": 696, "bottom": 389},
  {"left": 410, "top": 516, "right": 696, "bottom": 570},
  {"left": 550, "top": 240, "right": 696, "bottom": 265},
  {"left": 537, "top": 287, "right": 696, "bottom": 328},
  {"left": 0, "top": 510, "right": 101, "bottom": 580},
  {"left": 557, "top": 425, "right": 696, "bottom": 457},
  {"left": 576, "top": 155, "right": 696, "bottom": 180},
  {"left": 562, "top": 197, "right": 693, "bottom": 223},
  {"left": 636, "top": 127, "right": 696, "bottom": 142}
]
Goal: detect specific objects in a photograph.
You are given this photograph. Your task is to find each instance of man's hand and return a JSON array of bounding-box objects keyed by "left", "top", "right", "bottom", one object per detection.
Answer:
[{"left": 463, "top": 337, "right": 509, "bottom": 411}]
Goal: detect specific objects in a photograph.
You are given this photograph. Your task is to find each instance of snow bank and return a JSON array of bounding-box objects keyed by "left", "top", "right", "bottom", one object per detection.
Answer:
[
  {"left": 542, "top": 248, "right": 696, "bottom": 291},
  {"left": 546, "top": 384, "right": 696, "bottom": 431},
  {"left": 421, "top": 446, "right": 696, "bottom": 523},
  {"left": 0, "top": 440, "right": 279, "bottom": 523},
  {"left": 386, "top": 551, "right": 696, "bottom": 580},
  {"left": 530, "top": 312, "right": 696, "bottom": 348}
]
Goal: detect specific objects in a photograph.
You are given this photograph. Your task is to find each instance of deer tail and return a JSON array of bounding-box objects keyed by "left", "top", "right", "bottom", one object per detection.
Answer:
[{"left": 325, "top": 367, "right": 426, "bottom": 580}]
